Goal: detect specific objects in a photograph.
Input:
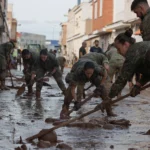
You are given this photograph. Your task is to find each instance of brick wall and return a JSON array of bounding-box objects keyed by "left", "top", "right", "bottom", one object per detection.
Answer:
[{"left": 92, "top": 0, "right": 113, "bottom": 31}]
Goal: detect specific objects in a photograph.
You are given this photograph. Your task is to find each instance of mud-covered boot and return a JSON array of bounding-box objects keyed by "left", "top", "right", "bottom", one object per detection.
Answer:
[
  {"left": 1, "top": 81, "right": 10, "bottom": 90},
  {"left": 36, "top": 91, "right": 41, "bottom": 100},
  {"left": 24, "top": 86, "right": 33, "bottom": 96},
  {"left": 106, "top": 104, "right": 117, "bottom": 117},
  {"left": 60, "top": 105, "right": 70, "bottom": 119}
]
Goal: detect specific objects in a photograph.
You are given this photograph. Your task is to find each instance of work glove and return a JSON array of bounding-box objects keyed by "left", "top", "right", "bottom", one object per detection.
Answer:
[
  {"left": 130, "top": 85, "right": 141, "bottom": 97},
  {"left": 73, "top": 101, "right": 81, "bottom": 111},
  {"left": 93, "top": 86, "right": 103, "bottom": 96}
]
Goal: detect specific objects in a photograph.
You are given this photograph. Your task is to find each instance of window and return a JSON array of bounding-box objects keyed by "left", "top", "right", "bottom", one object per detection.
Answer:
[
  {"left": 94, "top": 2, "right": 98, "bottom": 19},
  {"left": 99, "top": 0, "right": 103, "bottom": 17}
]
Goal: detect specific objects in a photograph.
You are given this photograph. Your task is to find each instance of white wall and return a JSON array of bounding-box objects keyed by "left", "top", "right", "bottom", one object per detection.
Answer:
[
  {"left": 113, "top": 0, "right": 125, "bottom": 22},
  {"left": 66, "top": 2, "right": 92, "bottom": 60}
]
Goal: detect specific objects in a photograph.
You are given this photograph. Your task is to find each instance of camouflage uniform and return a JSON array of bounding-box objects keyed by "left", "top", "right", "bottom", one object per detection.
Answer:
[
  {"left": 105, "top": 46, "right": 125, "bottom": 91},
  {"left": 32, "top": 53, "right": 66, "bottom": 93},
  {"left": 57, "top": 56, "right": 66, "bottom": 73},
  {"left": 140, "top": 8, "right": 150, "bottom": 41},
  {"left": 0, "top": 42, "right": 13, "bottom": 90},
  {"left": 109, "top": 42, "right": 150, "bottom": 98},
  {"left": 79, "top": 52, "right": 109, "bottom": 100},
  {"left": 82, "top": 52, "right": 109, "bottom": 66},
  {"left": 23, "top": 52, "right": 38, "bottom": 93},
  {"left": 64, "top": 59, "right": 106, "bottom": 110}
]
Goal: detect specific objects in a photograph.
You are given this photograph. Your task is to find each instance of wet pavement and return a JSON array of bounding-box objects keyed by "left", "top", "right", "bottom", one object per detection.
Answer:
[{"left": 1, "top": 68, "right": 150, "bottom": 150}]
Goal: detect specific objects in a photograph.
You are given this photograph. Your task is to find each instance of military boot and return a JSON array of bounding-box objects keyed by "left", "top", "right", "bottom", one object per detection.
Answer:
[
  {"left": 1, "top": 81, "right": 10, "bottom": 90},
  {"left": 60, "top": 105, "right": 70, "bottom": 119},
  {"left": 105, "top": 104, "right": 117, "bottom": 117},
  {"left": 24, "top": 86, "right": 33, "bottom": 96},
  {"left": 36, "top": 91, "right": 41, "bottom": 100}
]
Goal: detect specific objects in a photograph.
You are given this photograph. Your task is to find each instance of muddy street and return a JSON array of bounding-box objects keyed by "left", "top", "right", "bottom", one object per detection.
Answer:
[{"left": 0, "top": 68, "right": 149, "bottom": 150}]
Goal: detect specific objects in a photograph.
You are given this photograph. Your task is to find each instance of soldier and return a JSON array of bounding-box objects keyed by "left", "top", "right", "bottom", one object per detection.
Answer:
[
  {"left": 82, "top": 52, "right": 109, "bottom": 72},
  {"left": 98, "top": 29, "right": 150, "bottom": 103},
  {"left": 131, "top": 0, "right": 150, "bottom": 41},
  {"left": 76, "top": 52, "right": 109, "bottom": 102},
  {"left": 0, "top": 42, "right": 15, "bottom": 90},
  {"left": 57, "top": 56, "right": 66, "bottom": 73},
  {"left": 31, "top": 49, "right": 66, "bottom": 99},
  {"left": 105, "top": 44, "right": 125, "bottom": 97},
  {"left": 22, "top": 49, "right": 38, "bottom": 96},
  {"left": 60, "top": 59, "right": 116, "bottom": 119}
]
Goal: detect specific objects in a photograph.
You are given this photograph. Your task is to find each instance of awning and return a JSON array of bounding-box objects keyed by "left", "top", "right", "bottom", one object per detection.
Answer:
[{"left": 104, "top": 21, "right": 131, "bottom": 31}]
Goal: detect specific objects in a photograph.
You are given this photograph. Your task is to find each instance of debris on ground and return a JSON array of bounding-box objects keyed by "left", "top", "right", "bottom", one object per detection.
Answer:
[
  {"left": 38, "top": 129, "right": 57, "bottom": 143},
  {"left": 56, "top": 143, "right": 72, "bottom": 150}
]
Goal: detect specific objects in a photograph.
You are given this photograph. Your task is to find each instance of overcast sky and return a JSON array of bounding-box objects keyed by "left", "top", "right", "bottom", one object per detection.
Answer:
[{"left": 8, "top": 0, "right": 83, "bottom": 39}]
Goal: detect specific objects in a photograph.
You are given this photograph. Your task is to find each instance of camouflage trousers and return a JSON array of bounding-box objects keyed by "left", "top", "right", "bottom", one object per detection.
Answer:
[
  {"left": 104, "top": 60, "right": 123, "bottom": 94},
  {"left": 24, "top": 72, "right": 33, "bottom": 92},
  {"left": 0, "top": 70, "right": 6, "bottom": 81},
  {"left": 36, "top": 68, "right": 66, "bottom": 93},
  {"left": 63, "top": 75, "right": 103, "bottom": 109}
]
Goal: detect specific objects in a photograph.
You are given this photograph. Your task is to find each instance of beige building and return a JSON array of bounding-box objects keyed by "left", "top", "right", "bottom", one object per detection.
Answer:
[
  {"left": 0, "top": 0, "right": 10, "bottom": 43},
  {"left": 7, "top": 3, "right": 17, "bottom": 42},
  {"left": 66, "top": 1, "right": 92, "bottom": 64},
  {"left": 60, "top": 22, "right": 67, "bottom": 56}
]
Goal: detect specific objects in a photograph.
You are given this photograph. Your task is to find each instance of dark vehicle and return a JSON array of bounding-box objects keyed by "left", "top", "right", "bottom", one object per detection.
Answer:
[{"left": 27, "top": 44, "right": 41, "bottom": 54}]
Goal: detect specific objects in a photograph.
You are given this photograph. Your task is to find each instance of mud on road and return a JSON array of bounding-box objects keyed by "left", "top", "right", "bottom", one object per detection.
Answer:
[{"left": 1, "top": 68, "right": 150, "bottom": 150}]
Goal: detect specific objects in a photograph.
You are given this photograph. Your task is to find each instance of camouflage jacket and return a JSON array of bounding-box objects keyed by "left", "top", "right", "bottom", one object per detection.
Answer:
[
  {"left": 106, "top": 46, "right": 125, "bottom": 64},
  {"left": 23, "top": 52, "right": 38, "bottom": 73},
  {"left": 140, "top": 8, "right": 150, "bottom": 41},
  {"left": 65, "top": 59, "right": 105, "bottom": 85},
  {"left": 0, "top": 42, "right": 13, "bottom": 60},
  {"left": 57, "top": 56, "right": 66, "bottom": 66},
  {"left": 32, "top": 53, "right": 59, "bottom": 73},
  {"left": 109, "top": 42, "right": 150, "bottom": 98},
  {"left": 81, "top": 52, "right": 109, "bottom": 66}
]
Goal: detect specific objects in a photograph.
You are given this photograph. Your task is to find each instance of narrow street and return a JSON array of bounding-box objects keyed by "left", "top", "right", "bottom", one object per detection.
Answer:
[{"left": 0, "top": 68, "right": 149, "bottom": 150}]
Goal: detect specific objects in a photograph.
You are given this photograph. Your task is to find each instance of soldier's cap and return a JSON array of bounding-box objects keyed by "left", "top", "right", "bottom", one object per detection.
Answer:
[
  {"left": 131, "top": 0, "right": 148, "bottom": 10},
  {"left": 40, "top": 49, "right": 48, "bottom": 55},
  {"left": 22, "top": 49, "right": 30, "bottom": 56}
]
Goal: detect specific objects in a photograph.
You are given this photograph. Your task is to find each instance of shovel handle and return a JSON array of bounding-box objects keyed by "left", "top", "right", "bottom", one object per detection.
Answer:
[
  {"left": 26, "top": 108, "right": 98, "bottom": 142},
  {"left": 111, "top": 83, "right": 150, "bottom": 105},
  {"left": 68, "top": 93, "right": 94, "bottom": 115}
]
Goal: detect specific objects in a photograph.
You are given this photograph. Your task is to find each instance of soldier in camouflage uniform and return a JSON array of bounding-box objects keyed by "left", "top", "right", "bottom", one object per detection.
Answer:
[
  {"left": 105, "top": 44, "right": 125, "bottom": 97},
  {"left": 82, "top": 52, "right": 109, "bottom": 71},
  {"left": 77, "top": 52, "right": 109, "bottom": 101},
  {"left": 31, "top": 49, "right": 66, "bottom": 99},
  {"left": 102, "top": 29, "right": 150, "bottom": 102},
  {"left": 60, "top": 59, "right": 116, "bottom": 119},
  {"left": 0, "top": 42, "right": 14, "bottom": 90},
  {"left": 57, "top": 56, "right": 66, "bottom": 73},
  {"left": 131, "top": 0, "right": 150, "bottom": 41},
  {"left": 22, "top": 49, "right": 38, "bottom": 95}
]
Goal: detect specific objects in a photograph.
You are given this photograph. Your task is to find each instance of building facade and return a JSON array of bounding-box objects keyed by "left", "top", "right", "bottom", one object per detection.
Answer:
[
  {"left": 0, "top": 0, "right": 9, "bottom": 43},
  {"left": 17, "top": 32, "right": 46, "bottom": 49},
  {"left": 60, "top": 22, "right": 67, "bottom": 56},
  {"left": 66, "top": 1, "right": 92, "bottom": 64},
  {"left": 7, "top": 4, "right": 17, "bottom": 42}
]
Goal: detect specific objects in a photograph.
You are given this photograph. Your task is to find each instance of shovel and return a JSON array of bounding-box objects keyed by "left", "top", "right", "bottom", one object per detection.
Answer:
[
  {"left": 26, "top": 83, "right": 150, "bottom": 142},
  {"left": 8, "top": 69, "right": 14, "bottom": 87},
  {"left": 16, "top": 77, "right": 49, "bottom": 96},
  {"left": 68, "top": 93, "right": 95, "bottom": 115}
]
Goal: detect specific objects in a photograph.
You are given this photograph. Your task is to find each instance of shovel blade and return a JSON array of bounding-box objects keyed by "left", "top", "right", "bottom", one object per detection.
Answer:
[{"left": 16, "top": 84, "right": 26, "bottom": 96}]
